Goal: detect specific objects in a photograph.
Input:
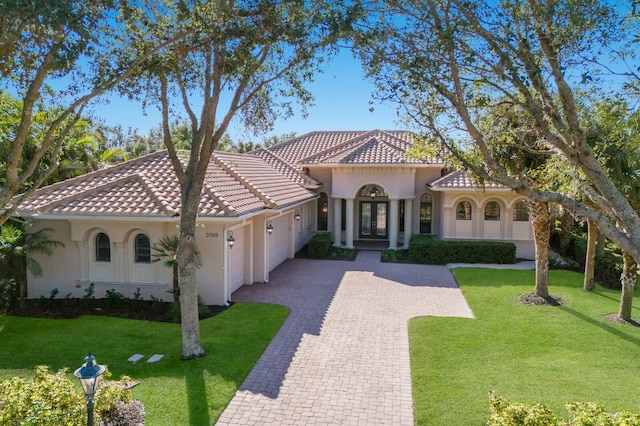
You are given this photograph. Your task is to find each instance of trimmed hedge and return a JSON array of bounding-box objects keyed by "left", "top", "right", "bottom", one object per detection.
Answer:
[
  {"left": 307, "top": 233, "right": 332, "bottom": 258},
  {"left": 408, "top": 236, "right": 517, "bottom": 265}
]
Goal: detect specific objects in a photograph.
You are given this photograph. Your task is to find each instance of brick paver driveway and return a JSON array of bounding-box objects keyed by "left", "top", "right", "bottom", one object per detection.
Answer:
[{"left": 216, "top": 251, "right": 474, "bottom": 425}]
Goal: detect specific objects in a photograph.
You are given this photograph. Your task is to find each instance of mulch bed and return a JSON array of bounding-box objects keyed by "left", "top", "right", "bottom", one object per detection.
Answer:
[
  {"left": 604, "top": 313, "right": 640, "bottom": 327},
  {"left": 4, "top": 298, "right": 227, "bottom": 323},
  {"left": 517, "top": 292, "right": 566, "bottom": 306}
]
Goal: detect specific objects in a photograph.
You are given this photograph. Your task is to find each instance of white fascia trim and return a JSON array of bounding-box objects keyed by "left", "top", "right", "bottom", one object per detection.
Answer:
[
  {"left": 429, "top": 187, "right": 512, "bottom": 192},
  {"left": 299, "top": 163, "right": 445, "bottom": 168}
]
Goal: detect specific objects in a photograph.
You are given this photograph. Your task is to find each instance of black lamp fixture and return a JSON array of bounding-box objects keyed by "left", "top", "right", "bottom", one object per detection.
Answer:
[
  {"left": 226, "top": 231, "right": 235, "bottom": 249},
  {"left": 266, "top": 222, "right": 274, "bottom": 236},
  {"left": 74, "top": 354, "right": 106, "bottom": 426},
  {"left": 321, "top": 202, "right": 328, "bottom": 213},
  {"left": 294, "top": 211, "right": 301, "bottom": 221},
  {"left": 370, "top": 187, "right": 377, "bottom": 199}
]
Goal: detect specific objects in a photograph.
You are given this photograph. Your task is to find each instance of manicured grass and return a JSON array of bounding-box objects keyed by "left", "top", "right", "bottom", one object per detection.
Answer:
[
  {"left": 410, "top": 268, "right": 640, "bottom": 425},
  {"left": 0, "top": 303, "right": 288, "bottom": 425}
]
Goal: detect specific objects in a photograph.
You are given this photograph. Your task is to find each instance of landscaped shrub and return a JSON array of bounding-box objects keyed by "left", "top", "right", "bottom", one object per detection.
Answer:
[
  {"left": 594, "top": 252, "right": 624, "bottom": 290},
  {"left": 307, "top": 233, "right": 332, "bottom": 258},
  {"left": 381, "top": 248, "right": 408, "bottom": 262},
  {"left": 105, "top": 289, "right": 126, "bottom": 310},
  {"left": 0, "top": 366, "right": 143, "bottom": 426},
  {"left": 562, "top": 234, "right": 624, "bottom": 289},
  {"left": 0, "top": 366, "right": 85, "bottom": 425},
  {"left": 487, "top": 393, "right": 560, "bottom": 426},
  {"left": 0, "top": 278, "right": 18, "bottom": 311},
  {"left": 408, "top": 236, "right": 516, "bottom": 264},
  {"left": 487, "top": 395, "right": 640, "bottom": 426},
  {"left": 168, "top": 295, "right": 210, "bottom": 322},
  {"left": 566, "top": 401, "right": 640, "bottom": 425}
]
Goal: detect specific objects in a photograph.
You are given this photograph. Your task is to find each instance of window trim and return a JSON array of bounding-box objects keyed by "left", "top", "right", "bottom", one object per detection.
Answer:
[
  {"left": 134, "top": 233, "right": 151, "bottom": 264},
  {"left": 484, "top": 201, "right": 501, "bottom": 221},
  {"left": 420, "top": 193, "right": 433, "bottom": 233},
  {"left": 513, "top": 201, "right": 530, "bottom": 222},
  {"left": 456, "top": 201, "right": 472, "bottom": 221},
  {"left": 95, "top": 232, "right": 111, "bottom": 262}
]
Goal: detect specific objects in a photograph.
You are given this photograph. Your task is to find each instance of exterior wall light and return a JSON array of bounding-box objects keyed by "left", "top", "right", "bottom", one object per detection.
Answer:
[
  {"left": 227, "top": 231, "right": 235, "bottom": 249},
  {"left": 321, "top": 202, "right": 328, "bottom": 213},
  {"left": 74, "top": 354, "right": 106, "bottom": 426},
  {"left": 294, "top": 211, "right": 301, "bottom": 221},
  {"left": 266, "top": 222, "right": 274, "bottom": 236}
]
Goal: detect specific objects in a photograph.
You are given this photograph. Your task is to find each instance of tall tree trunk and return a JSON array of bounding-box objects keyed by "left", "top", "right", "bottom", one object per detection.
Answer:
[
  {"left": 530, "top": 201, "right": 550, "bottom": 298},
  {"left": 172, "top": 263, "right": 179, "bottom": 303},
  {"left": 583, "top": 219, "right": 598, "bottom": 291},
  {"left": 618, "top": 251, "right": 637, "bottom": 321},
  {"left": 177, "top": 202, "right": 208, "bottom": 360}
]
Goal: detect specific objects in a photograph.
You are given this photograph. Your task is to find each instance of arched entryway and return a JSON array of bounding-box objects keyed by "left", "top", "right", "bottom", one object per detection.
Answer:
[{"left": 358, "top": 184, "right": 388, "bottom": 240}]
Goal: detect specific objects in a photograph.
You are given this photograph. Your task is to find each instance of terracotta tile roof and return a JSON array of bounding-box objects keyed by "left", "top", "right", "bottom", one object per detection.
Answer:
[
  {"left": 429, "top": 170, "right": 507, "bottom": 190},
  {"left": 19, "top": 150, "right": 317, "bottom": 218},
  {"left": 262, "top": 130, "right": 446, "bottom": 166},
  {"left": 250, "top": 148, "right": 322, "bottom": 188}
]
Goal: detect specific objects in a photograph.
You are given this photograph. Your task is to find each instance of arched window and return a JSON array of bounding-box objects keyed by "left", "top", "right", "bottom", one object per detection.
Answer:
[
  {"left": 484, "top": 201, "right": 501, "bottom": 221},
  {"left": 135, "top": 234, "right": 151, "bottom": 263},
  {"left": 317, "top": 192, "right": 328, "bottom": 231},
  {"left": 359, "top": 184, "right": 387, "bottom": 198},
  {"left": 420, "top": 193, "right": 433, "bottom": 233},
  {"left": 95, "top": 232, "right": 111, "bottom": 262},
  {"left": 456, "top": 201, "right": 472, "bottom": 220},
  {"left": 513, "top": 201, "right": 529, "bottom": 221}
]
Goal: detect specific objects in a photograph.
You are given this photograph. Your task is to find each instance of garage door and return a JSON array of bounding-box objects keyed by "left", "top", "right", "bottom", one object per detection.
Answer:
[
  {"left": 268, "top": 215, "right": 290, "bottom": 272},
  {"left": 229, "top": 226, "right": 245, "bottom": 293}
]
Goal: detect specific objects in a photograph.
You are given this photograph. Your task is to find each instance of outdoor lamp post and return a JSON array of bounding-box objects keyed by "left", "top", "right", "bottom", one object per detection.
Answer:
[{"left": 74, "top": 354, "right": 106, "bottom": 426}]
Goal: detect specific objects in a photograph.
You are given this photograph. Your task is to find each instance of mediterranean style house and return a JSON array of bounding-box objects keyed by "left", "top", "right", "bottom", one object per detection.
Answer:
[{"left": 17, "top": 130, "right": 534, "bottom": 306}]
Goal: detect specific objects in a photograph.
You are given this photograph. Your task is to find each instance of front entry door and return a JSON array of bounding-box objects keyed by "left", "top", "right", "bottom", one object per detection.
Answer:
[{"left": 360, "top": 201, "right": 388, "bottom": 239}]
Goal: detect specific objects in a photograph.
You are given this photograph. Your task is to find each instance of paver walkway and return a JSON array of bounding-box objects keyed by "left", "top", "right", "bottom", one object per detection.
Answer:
[{"left": 216, "top": 251, "right": 475, "bottom": 425}]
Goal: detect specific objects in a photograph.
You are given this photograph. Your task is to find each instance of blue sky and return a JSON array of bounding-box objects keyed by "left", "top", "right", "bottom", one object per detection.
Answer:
[{"left": 90, "top": 50, "right": 403, "bottom": 143}]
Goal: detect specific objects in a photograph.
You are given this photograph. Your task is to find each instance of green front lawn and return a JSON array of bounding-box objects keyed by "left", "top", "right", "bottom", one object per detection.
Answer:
[
  {"left": 410, "top": 268, "right": 640, "bottom": 425},
  {"left": 0, "top": 303, "right": 288, "bottom": 425}
]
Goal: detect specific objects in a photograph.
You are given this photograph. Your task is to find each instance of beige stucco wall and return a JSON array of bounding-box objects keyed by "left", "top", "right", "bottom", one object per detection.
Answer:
[
  {"left": 28, "top": 219, "right": 173, "bottom": 301},
  {"left": 438, "top": 190, "right": 534, "bottom": 259}
]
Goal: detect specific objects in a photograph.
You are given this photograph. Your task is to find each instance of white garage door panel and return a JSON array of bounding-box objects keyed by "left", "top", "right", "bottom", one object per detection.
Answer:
[
  {"left": 269, "top": 216, "right": 289, "bottom": 272},
  {"left": 229, "top": 227, "right": 245, "bottom": 293}
]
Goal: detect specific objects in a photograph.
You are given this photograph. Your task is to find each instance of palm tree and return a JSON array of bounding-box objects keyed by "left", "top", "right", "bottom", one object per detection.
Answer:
[
  {"left": 151, "top": 235, "right": 201, "bottom": 303},
  {"left": 0, "top": 223, "right": 64, "bottom": 309}
]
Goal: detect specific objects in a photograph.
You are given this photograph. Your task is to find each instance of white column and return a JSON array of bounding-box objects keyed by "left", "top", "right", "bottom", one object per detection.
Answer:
[
  {"left": 333, "top": 198, "right": 342, "bottom": 247},
  {"left": 264, "top": 219, "right": 270, "bottom": 282},
  {"left": 403, "top": 199, "right": 413, "bottom": 249},
  {"left": 345, "top": 198, "right": 354, "bottom": 248},
  {"left": 389, "top": 199, "right": 399, "bottom": 250}
]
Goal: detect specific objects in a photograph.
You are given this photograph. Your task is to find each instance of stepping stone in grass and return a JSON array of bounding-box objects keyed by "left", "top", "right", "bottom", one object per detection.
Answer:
[{"left": 147, "top": 354, "right": 163, "bottom": 363}]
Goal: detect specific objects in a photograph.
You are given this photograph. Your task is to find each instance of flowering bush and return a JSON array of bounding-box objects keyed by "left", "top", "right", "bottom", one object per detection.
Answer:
[{"left": 0, "top": 366, "right": 144, "bottom": 426}]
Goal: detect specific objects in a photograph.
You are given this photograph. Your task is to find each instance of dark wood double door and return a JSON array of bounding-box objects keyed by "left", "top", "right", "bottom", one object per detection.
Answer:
[{"left": 359, "top": 201, "right": 388, "bottom": 239}]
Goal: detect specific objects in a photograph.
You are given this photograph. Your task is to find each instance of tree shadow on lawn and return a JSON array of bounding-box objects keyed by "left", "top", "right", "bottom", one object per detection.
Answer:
[
  {"left": 0, "top": 304, "right": 287, "bottom": 425},
  {"left": 557, "top": 304, "right": 640, "bottom": 347}
]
